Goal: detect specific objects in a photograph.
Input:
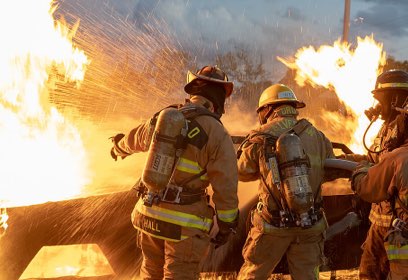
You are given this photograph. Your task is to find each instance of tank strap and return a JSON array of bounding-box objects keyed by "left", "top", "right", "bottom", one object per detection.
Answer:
[
  {"left": 178, "top": 169, "right": 207, "bottom": 187},
  {"left": 291, "top": 118, "right": 312, "bottom": 136},
  {"left": 174, "top": 104, "right": 216, "bottom": 190},
  {"left": 178, "top": 105, "right": 221, "bottom": 123},
  {"left": 161, "top": 169, "right": 208, "bottom": 205}
]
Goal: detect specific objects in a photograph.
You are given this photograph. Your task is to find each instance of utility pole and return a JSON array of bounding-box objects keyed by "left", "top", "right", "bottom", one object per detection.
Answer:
[{"left": 343, "top": 0, "right": 351, "bottom": 43}]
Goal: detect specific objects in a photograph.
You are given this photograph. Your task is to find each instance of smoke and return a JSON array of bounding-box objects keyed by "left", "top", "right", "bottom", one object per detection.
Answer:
[{"left": 223, "top": 103, "right": 258, "bottom": 136}]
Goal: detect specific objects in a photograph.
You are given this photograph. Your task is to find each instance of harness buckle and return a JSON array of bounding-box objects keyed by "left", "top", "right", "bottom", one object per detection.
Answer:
[
  {"left": 392, "top": 218, "right": 407, "bottom": 232},
  {"left": 161, "top": 184, "right": 183, "bottom": 204},
  {"left": 142, "top": 192, "right": 160, "bottom": 207}
]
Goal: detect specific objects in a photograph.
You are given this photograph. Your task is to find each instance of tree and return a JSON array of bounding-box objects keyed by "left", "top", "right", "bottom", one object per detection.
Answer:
[
  {"left": 215, "top": 47, "right": 272, "bottom": 112},
  {"left": 383, "top": 56, "right": 408, "bottom": 72}
]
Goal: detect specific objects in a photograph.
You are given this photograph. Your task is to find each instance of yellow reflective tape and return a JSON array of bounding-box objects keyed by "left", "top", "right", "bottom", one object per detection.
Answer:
[
  {"left": 177, "top": 158, "right": 201, "bottom": 173},
  {"left": 176, "top": 158, "right": 208, "bottom": 180},
  {"left": 178, "top": 158, "right": 201, "bottom": 169},
  {"left": 136, "top": 200, "right": 212, "bottom": 231},
  {"left": 134, "top": 226, "right": 188, "bottom": 242},
  {"left": 188, "top": 127, "right": 200, "bottom": 138},
  {"left": 378, "top": 82, "right": 408, "bottom": 89},
  {"left": 217, "top": 208, "right": 238, "bottom": 222},
  {"left": 176, "top": 165, "right": 208, "bottom": 180},
  {"left": 385, "top": 244, "right": 408, "bottom": 260}
]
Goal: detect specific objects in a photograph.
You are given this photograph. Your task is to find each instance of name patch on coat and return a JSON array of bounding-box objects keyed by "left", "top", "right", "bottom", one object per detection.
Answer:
[{"left": 133, "top": 212, "right": 182, "bottom": 240}]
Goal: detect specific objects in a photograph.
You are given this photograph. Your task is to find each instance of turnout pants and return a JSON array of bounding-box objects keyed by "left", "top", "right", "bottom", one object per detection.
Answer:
[
  {"left": 138, "top": 228, "right": 211, "bottom": 280},
  {"left": 237, "top": 212, "right": 326, "bottom": 280},
  {"left": 385, "top": 230, "right": 408, "bottom": 280},
  {"left": 359, "top": 224, "right": 390, "bottom": 280}
]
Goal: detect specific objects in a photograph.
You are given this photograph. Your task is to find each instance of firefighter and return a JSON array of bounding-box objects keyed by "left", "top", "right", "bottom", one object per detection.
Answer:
[
  {"left": 351, "top": 69, "right": 408, "bottom": 280},
  {"left": 110, "top": 65, "right": 239, "bottom": 279},
  {"left": 236, "top": 84, "right": 335, "bottom": 280}
]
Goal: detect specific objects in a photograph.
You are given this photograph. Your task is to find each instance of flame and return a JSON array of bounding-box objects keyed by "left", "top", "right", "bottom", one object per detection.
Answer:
[
  {"left": 20, "top": 244, "right": 114, "bottom": 279},
  {"left": 0, "top": 0, "right": 90, "bottom": 207},
  {"left": 0, "top": 207, "right": 8, "bottom": 236},
  {"left": 278, "top": 35, "right": 386, "bottom": 153}
]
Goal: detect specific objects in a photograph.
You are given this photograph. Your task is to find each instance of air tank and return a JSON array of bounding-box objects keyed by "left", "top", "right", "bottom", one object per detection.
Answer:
[
  {"left": 142, "top": 107, "right": 186, "bottom": 193},
  {"left": 276, "top": 133, "right": 313, "bottom": 226}
]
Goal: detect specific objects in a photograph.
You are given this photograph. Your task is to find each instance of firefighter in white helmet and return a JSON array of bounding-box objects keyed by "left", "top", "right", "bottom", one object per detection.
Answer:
[
  {"left": 236, "top": 84, "right": 335, "bottom": 280},
  {"left": 110, "top": 65, "right": 239, "bottom": 279}
]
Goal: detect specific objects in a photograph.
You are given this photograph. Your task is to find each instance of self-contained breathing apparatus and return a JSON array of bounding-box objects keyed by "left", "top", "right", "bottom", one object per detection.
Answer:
[
  {"left": 244, "top": 120, "right": 321, "bottom": 228},
  {"left": 139, "top": 104, "right": 220, "bottom": 207},
  {"left": 276, "top": 132, "right": 315, "bottom": 227},
  {"left": 141, "top": 107, "right": 189, "bottom": 206}
]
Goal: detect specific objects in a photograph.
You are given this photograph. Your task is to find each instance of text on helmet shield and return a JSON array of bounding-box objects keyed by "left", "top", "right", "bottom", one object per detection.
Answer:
[{"left": 278, "top": 91, "right": 295, "bottom": 99}]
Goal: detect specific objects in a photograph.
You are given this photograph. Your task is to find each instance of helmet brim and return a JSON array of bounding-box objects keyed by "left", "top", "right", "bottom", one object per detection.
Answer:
[
  {"left": 372, "top": 87, "right": 408, "bottom": 94},
  {"left": 184, "top": 71, "right": 234, "bottom": 97}
]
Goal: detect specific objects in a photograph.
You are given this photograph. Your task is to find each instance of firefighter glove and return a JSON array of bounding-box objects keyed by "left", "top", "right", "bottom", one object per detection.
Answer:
[
  {"left": 109, "top": 133, "right": 128, "bottom": 161},
  {"left": 211, "top": 216, "right": 239, "bottom": 249},
  {"left": 351, "top": 160, "right": 372, "bottom": 192}
]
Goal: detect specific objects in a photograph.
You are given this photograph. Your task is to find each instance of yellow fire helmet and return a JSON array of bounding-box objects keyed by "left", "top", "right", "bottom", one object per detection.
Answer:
[
  {"left": 257, "top": 84, "right": 305, "bottom": 112},
  {"left": 184, "top": 65, "right": 234, "bottom": 97}
]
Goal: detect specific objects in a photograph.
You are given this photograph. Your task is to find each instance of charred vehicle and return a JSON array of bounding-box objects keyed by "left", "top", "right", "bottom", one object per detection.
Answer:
[{"left": 0, "top": 143, "right": 370, "bottom": 280}]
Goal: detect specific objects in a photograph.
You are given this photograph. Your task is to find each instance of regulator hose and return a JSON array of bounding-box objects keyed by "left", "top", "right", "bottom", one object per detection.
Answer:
[{"left": 363, "top": 116, "right": 386, "bottom": 154}]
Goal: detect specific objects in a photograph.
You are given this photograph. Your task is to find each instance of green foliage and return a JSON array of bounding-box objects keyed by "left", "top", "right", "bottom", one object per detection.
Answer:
[{"left": 383, "top": 56, "right": 408, "bottom": 72}]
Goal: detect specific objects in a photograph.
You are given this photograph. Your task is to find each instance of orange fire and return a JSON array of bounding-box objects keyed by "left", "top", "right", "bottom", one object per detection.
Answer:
[
  {"left": 0, "top": 207, "right": 8, "bottom": 236},
  {"left": 278, "top": 35, "right": 386, "bottom": 153},
  {"left": 0, "top": 0, "right": 89, "bottom": 207}
]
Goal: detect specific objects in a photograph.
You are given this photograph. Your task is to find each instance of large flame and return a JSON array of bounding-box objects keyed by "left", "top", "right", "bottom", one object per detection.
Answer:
[
  {"left": 0, "top": 207, "right": 8, "bottom": 236},
  {"left": 278, "top": 36, "right": 386, "bottom": 153},
  {"left": 0, "top": 0, "right": 89, "bottom": 207}
]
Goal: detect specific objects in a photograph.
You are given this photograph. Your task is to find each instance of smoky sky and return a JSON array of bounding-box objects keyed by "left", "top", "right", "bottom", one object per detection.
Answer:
[
  {"left": 57, "top": 0, "right": 407, "bottom": 80},
  {"left": 354, "top": 2, "right": 408, "bottom": 37}
]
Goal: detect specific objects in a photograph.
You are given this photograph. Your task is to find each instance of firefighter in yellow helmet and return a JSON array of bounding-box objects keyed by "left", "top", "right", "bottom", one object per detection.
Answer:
[
  {"left": 110, "top": 65, "right": 239, "bottom": 279},
  {"left": 351, "top": 69, "right": 408, "bottom": 280},
  {"left": 237, "top": 84, "right": 335, "bottom": 280}
]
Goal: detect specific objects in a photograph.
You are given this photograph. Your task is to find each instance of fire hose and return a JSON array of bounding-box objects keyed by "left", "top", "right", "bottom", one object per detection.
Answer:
[{"left": 324, "top": 158, "right": 358, "bottom": 172}]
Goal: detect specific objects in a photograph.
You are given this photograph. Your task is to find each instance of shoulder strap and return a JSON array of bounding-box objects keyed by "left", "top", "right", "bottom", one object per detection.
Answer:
[
  {"left": 290, "top": 118, "right": 312, "bottom": 136},
  {"left": 237, "top": 131, "right": 278, "bottom": 159},
  {"left": 174, "top": 105, "right": 218, "bottom": 188},
  {"left": 178, "top": 105, "right": 221, "bottom": 123}
]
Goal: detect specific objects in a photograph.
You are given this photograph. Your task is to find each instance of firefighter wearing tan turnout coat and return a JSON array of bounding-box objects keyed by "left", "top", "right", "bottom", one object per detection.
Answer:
[
  {"left": 352, "top": 69, "right": 408, "bottom": 280},
  {"left": 111, "top": 65, "right": 239, "bottom": 279},
  {"left": 237, "top": 84, "right": 335, "bottom": 280}
]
